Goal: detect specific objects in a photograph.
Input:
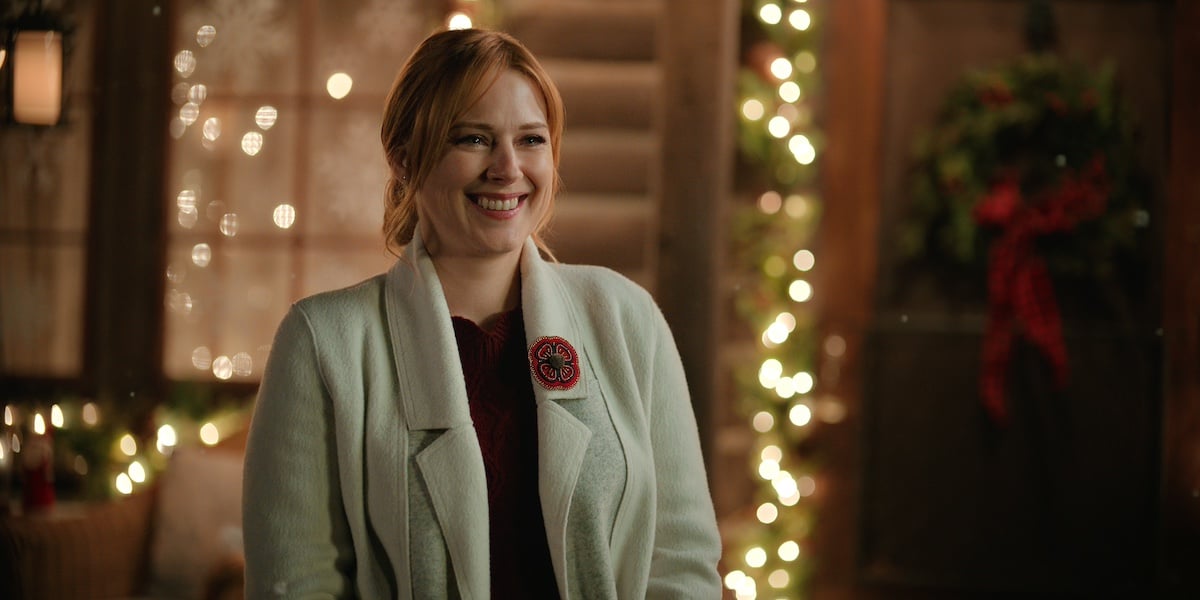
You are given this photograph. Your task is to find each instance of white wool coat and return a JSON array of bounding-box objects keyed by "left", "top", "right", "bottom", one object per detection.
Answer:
[{"left": 242, "top": 232, "right": 722, "bottom": 599}]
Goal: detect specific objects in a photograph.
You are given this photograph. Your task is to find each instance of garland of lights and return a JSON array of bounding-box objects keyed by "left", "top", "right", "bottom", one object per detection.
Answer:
[{"left": 724, "top": 1, "right": 835, "bottom": 598}]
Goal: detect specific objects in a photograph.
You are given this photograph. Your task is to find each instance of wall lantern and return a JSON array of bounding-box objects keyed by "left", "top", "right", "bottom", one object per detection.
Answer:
[{"left": 2, "top": 7, "right": 68, "bottom": 126}]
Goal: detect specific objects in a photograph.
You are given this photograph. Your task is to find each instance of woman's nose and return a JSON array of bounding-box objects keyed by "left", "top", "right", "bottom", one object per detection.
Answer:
[{"left": 486, "top": 143, "right": 521, "bottom": 182}]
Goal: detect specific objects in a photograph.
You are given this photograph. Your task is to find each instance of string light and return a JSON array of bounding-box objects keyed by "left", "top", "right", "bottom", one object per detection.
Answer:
[
  {"left": 200, "top": 422, "right": 221, "bottom": 446},
  {"left": 742, "top": 98, "right": 765, "bottom": 121},
  {"left": 758, "top": 4, "right": 782, "bottom": 24},
  {"left": 788, "top": 9, "right": 811, "bottom": 30},
  {"left": 728, "top": 0, "right": 825, "bottom": 592},
  {"left": 767, "top": 116, "right": 791, "bottom": 138},
  {"left": 447, "top": 12, "right": 473, "bottom": 29},
  {"left": 768, "top": 57, "right": 793, "bottom": 80},
  {"left": 119, "top": 434, "right": 137, "bottom": 456},
  {"left": 778, "top": 541, "right": 801, "bottom": 561},
  {"left": 326, "top": 73, "right": 353, "bottom": 99}
]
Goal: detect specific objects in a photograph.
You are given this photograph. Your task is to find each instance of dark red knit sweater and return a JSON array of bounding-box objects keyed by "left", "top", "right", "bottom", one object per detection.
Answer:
[{"left": 451, "top": 309, "right": 561, "bottom": 599}]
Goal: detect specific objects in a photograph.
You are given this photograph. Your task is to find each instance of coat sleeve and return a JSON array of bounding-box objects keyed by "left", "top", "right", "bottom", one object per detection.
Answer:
[
  {"left": 642, "top": 302, "right": 724, "bottom": 598},
  {"left": 243, "top": 305, "right": 356, "bottom": 599}
]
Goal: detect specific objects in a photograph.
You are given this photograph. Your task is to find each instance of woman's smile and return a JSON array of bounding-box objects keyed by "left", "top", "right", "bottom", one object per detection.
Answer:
[{"left": 467, "top": 192, "right": 528, "bottom": 217}]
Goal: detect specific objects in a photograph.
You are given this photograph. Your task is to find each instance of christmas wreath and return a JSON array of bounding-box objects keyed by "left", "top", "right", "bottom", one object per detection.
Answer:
[{"left": 899, "top": 53, "right": 1153, "bottom": 424}]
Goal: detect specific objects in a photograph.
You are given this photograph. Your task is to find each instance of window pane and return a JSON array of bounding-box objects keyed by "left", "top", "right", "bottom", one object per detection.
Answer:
[{"left": 163, "top": 0, "right": 428, "bottom": 381}]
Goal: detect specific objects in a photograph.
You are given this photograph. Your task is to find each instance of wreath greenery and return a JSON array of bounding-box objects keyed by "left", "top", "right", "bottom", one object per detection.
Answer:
[{"left": 898, "top": 53, "right": 1152, "bottom": 280}]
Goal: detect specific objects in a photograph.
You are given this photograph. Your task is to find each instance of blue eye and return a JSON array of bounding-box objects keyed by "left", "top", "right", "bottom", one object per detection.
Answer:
[{"left": 456, "top": 134, "right": 487, "bottom": 146}]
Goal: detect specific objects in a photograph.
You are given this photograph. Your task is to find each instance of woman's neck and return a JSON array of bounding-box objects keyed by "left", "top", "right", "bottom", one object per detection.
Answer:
[{"left": 431, "top": 251, "right": 522, "bottom": 329}]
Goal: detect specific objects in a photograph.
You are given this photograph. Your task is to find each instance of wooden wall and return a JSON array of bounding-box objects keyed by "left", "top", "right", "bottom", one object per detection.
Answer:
[{"left": 817, "top": 0, "right": 1197, "bottom": 597}]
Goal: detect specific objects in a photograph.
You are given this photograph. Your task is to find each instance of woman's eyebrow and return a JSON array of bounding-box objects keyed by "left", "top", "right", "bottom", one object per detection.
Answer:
[{"left": 452, "top": 121, "right": 548, "bottom": 131}]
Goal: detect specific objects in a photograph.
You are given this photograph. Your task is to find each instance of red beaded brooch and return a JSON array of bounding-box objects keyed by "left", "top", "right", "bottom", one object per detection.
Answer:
[{"left": 528, "top": 336, "right": 580, "bottom": 391}]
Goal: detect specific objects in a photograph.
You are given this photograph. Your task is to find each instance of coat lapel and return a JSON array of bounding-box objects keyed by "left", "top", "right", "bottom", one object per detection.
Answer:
[
  {"left": 385, "top": 230, "right": 489, "bottom": 599},
  {"left": 520, "top": 241, "right": 593, "bottom": 590}
]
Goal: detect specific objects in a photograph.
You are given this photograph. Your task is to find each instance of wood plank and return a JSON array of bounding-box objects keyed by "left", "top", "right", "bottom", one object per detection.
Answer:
[
  {"left": 658, "top": 0, "right": 738, "bottom": 468},
  {"left": 812, "top": 0, "right": 887, "bottom": 597},
  {"left": 1160, "top": 0, "right": 1200, "bottom": 594}
]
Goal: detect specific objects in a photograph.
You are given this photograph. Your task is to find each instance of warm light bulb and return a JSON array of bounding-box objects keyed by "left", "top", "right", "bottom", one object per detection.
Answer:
[
  {"left": 756, "top": 502, "right": 779, "bottom": 524},
  {"left": 789, "top": 403, "right": 812, "bottom": 426},
  {"left": 50, "top": 404, "right": 64, "bottom": 428},
  {"left": 758, "top": 459, "right": 780, "bottom": 480},
  {"left": 741, "top": 98, "right": 765, "bottom": 121},
  {"left": 778, "top": 81, "right": 801, "bottom": 103},
  {"left": 128, "top": 460, "right": 146, "bottom": 483},
  {"left": 789, "top": 8, "right": 812, "bottom": 30},
  {"left": 789, "top": 279, "right": 813, "bottom": 302},
  {"left": 219, "top": 213, "right": 239, "bottom": 237},
  {"left": 192, "top": 346, "right": 213, "bottom": 370},
  {"left": 768, "top": 568, "right": 790, "bottom": 588},
  {"left": 157, "top": 424, "right": 177, "bottom": 448},
  {"left": 765, "top": 322, "right": 789, "bottom": 345},
  {"left": 174, "top": 50, "right": 196, "bottom": 77},
  {"left": 793, "top": 249, "right": 815, "bottom": 271},
  {"left": 789, "top": 134, "right": 816, "bottom": 164},
  {"left": 779, "top": 540, "right": 801, "bottom": 561},
  {"left": 767, "top": 116, "right": 790, "bottom": 138},
  {"left": 758, "top": 3, "right": 782, "bottom": 25},
  {"left": 82, "top": 403, "right": 99, "bottom": 426},
  {"left": 273, "top": 204, "right": 296, "bottom": 229},
  {"left": 776, "top": 311, "right": 796, "bottom": 332},
  {"left": 116, "top": 473, "right": 133, "bottom": 495},
  {"left": 769, "top": 57, "right": 793, "bottom": 80},
  {"left": 447, "top": 12, "right": 473, "bottom": 30},
  {"left": 752, "top": 411, "right": 774, "bottom": 433},
  {"left": 758, "top": 359, "right": 783, "bottom": 388},
  {"left": 798, "top": 475, "right": 817, "bottom": 497},
  {"left": 33, "top": 413, "right": 46, "bottom": 435},
  {"left": 745, "top": 547, "right": 768, "bottom": 568},
  {"left": 200, "top": 422, "right": 220, "bottom": 446},
  {"left": 775, "top": 376, "right": 796, "bottom": 399},
  {"left": 724, "top": 570, "right": 747, "bottom": 591},
  {"left": 794, "top": 371, "right": 814, "bottom": 394},
  {"left": 202, "top": 117, "right": 221, "bottom": 141},
  {"left": 255, "top": 105, "right": 278, "bottom": 130},
  {"left": 213, "top": 355, "right": 234, "bottom": 380},
  {"left": 241, "top": 132, "right": 264, "bottom": 156},
  {"left": 196, "top": 25, "right": 216, "bottom": 47},
  {"left": 757, "top": 191, "right": 782, "bottom": 214},
  {"left": 119, "top": 434, "right": 137, "bottom": 456},
  {"left": 326, "top": 73, "right": 353, "bottom": 99}
]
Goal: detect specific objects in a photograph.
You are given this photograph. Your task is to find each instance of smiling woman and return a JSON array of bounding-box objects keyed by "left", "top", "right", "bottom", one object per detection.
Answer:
[{"left": 242, "top": 28, "right": 722, "bottom": 600}]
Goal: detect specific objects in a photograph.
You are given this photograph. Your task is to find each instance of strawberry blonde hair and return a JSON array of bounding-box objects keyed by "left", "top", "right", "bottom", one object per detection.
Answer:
[{"left": 380, "top": 28, "right": 564, "bottom": 257}]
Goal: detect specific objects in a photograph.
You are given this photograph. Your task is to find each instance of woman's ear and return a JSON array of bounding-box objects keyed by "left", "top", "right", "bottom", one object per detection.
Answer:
[{"left": 387, "top": 151, "right": 408, "bottom": 181}]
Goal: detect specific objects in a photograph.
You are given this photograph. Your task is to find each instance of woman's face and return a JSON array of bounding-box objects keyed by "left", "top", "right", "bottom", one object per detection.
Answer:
[{"left": 414, "top": 69, "right": 554, "bottom": 261}]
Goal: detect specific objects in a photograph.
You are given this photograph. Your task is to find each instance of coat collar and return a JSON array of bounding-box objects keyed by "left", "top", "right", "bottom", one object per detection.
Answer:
[{"left": 384, "top": 231, "right": 591, "bottom": 431}]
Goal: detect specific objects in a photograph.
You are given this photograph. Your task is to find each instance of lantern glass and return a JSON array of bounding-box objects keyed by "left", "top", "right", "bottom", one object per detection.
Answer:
[{"left": 13, "top": 30, "right": 64, "bottom": 126}]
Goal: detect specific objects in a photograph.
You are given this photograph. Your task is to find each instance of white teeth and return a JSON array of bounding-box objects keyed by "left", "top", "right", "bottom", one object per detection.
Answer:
[{"left": 475, "top": 197, "right": 519, "bottom": 211}]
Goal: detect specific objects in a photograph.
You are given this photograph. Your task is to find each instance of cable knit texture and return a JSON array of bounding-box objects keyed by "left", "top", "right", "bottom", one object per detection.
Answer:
[{"left": 451, "top": 309, "right": 560, "bottom": 599}]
